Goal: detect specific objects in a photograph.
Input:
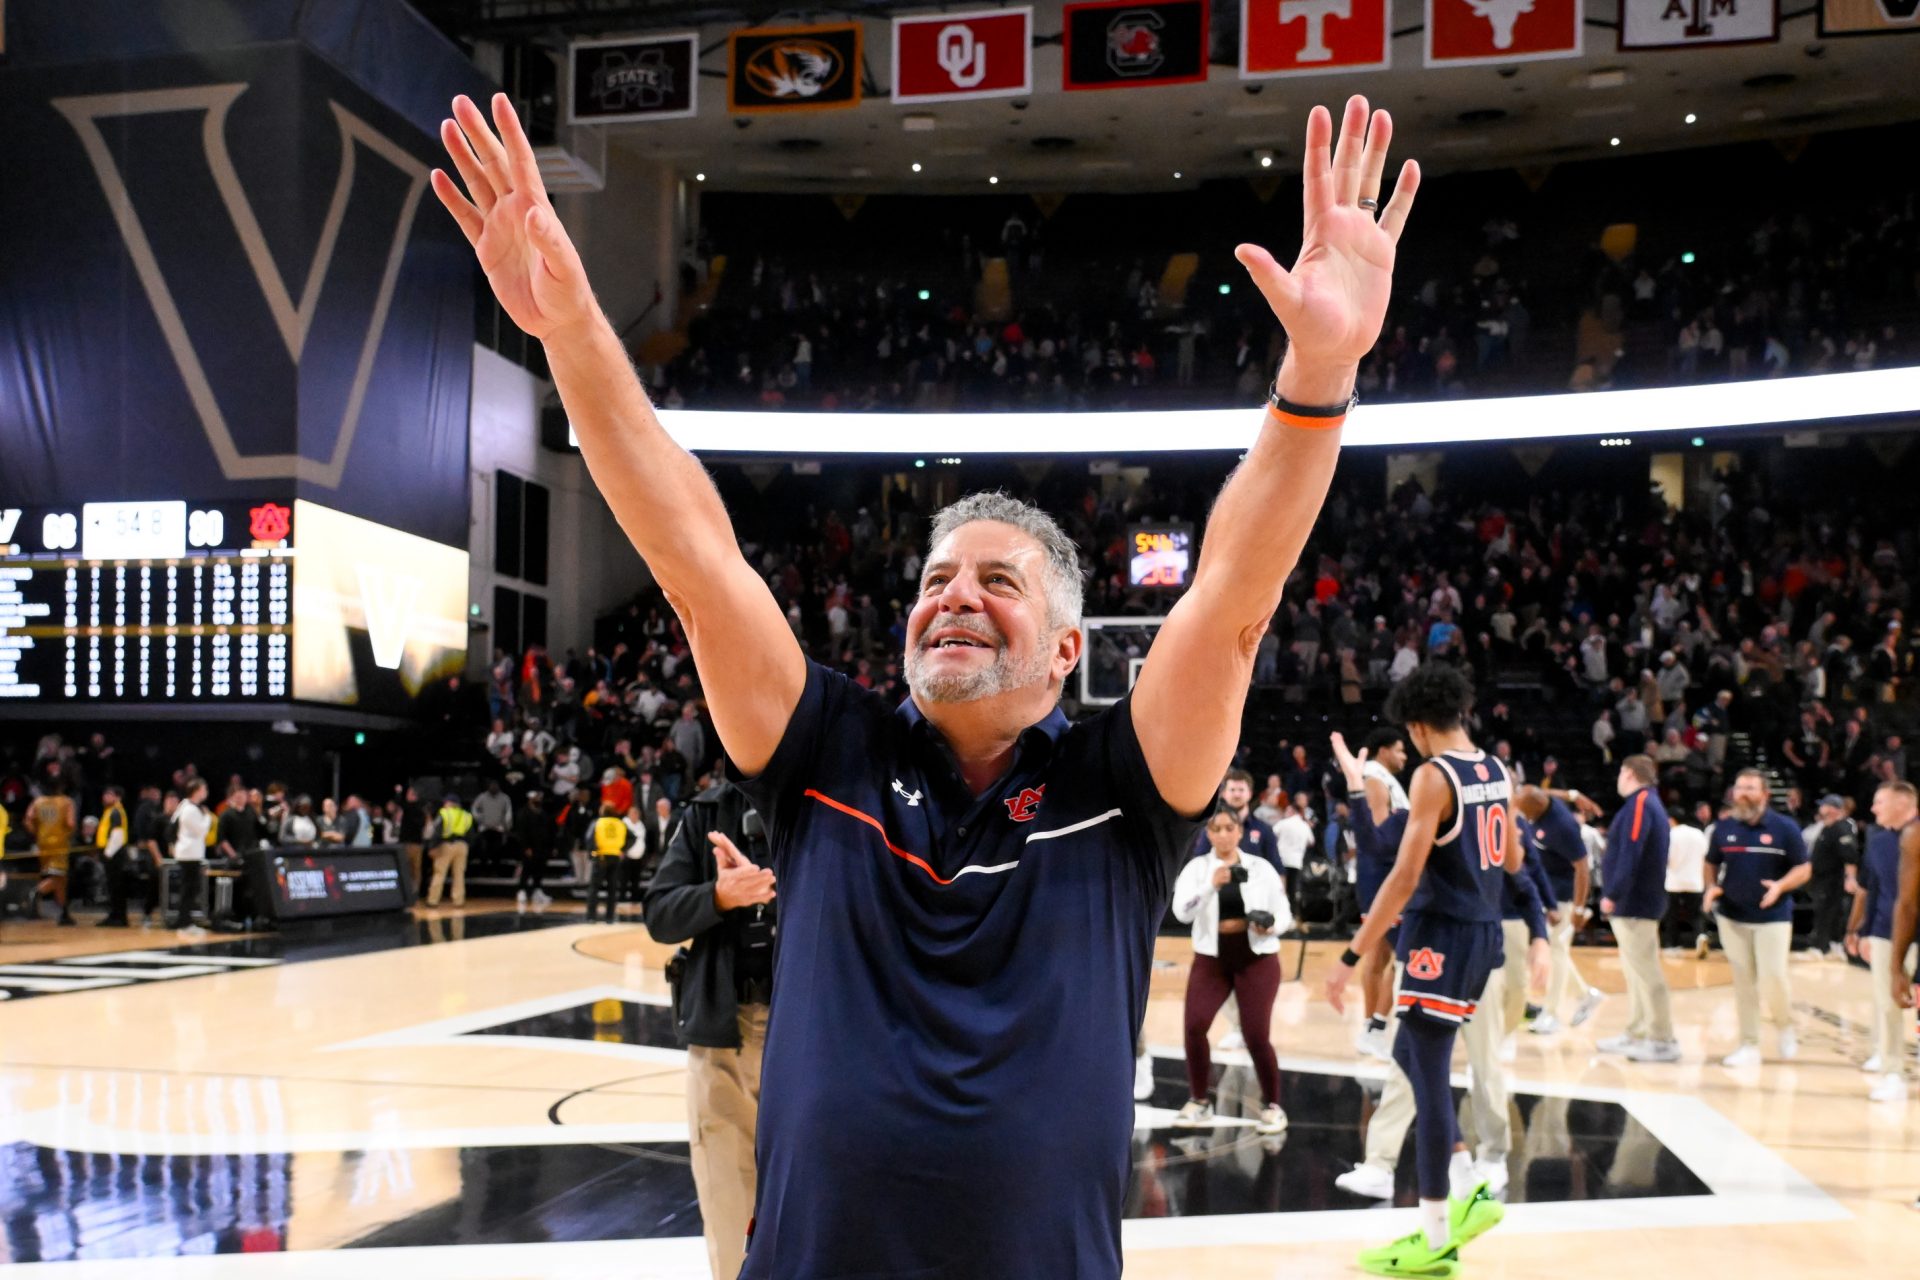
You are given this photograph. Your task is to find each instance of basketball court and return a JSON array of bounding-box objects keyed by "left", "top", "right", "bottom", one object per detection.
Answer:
[{"left": 2, "top": 907, "right": 1912, "bottom": 1276}]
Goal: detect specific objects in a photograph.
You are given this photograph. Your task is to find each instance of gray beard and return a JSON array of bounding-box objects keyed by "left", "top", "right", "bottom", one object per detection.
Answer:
[
  {"left": 1732, "top": 801, "right": 1767, "bottom": 824},
  {"left": 905, "top": 643, "right": 1051, "bottom": 703}
]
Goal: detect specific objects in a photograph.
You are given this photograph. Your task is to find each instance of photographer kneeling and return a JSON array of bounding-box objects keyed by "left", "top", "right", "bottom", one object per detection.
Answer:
[
  {"left": 642, "top": 781, "right": 775, "bottom": 1280},
  {"left": 1171, "top": 808, "right": 1292, "bottom": 1135}
]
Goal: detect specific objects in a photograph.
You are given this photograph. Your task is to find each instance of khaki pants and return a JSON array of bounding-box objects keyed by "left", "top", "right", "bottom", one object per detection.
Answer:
[
  {"left": 401, "top": 842, "right": 424, "bottom": 898},
  {"left": 1545, "top": 914, "right": 1590, "bottom": 1018},
  {"left": 1867, "top": 938, "right": 1919, "bottom": 1068},
  {"left": 1716, "top": 914, "right": 1792, "bottom": 1046},
  {"left": 689, "top": 1003, "right": 768, "bottom": 1280},
  {"left": 1609, "top": 916, "right": 1673, "bottom": 1043},
  {"left": 427, "top": 840, "right": 468, "bottom": 906},
  {"left": 1499, "top": 919, "right": 1532, "bottom": 1035},
  {"left": 1362, "top": 958, "right": 1511, "bottom": 1170}
]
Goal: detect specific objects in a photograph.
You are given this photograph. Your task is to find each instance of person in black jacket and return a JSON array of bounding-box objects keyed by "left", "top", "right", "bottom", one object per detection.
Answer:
[
  {"left": 513, "top": 790, "right": 556, "bottom": 909},
  {"left": 642, "top": 781, "right": 775, "bottom": 1280}
]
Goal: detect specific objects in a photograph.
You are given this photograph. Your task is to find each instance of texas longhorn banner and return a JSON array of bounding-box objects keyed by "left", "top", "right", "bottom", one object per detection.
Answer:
[
  {"left": 729, "top": 23, "right": 864, "bottom": 112},
  {"left": 1817, "top": 0, "right": 1920, "bottom": 34},
  {"left": 1241, "top": 0, "right": 1391, "bottom": 78},
  {"left": 1062, "top": 0, "right": 1210, "bottom": 90},
  {"left": 1620, "top": 0, "right": 1779, "bottom": 48},
  {"left": 893, "top": 8, "right": 1033, "bottom": 103},
  {"left": 1425, "top": 0, "right": 1583, "bottom": 65}
]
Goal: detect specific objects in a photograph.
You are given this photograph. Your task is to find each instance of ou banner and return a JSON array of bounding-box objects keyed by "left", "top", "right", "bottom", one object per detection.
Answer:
[
  {"left": 1621, "top": 0, "right": 1780, "bottom": 47},
  {"left": 1425, "top": 0, "right": 1584, "bottom": 65},
  {"left": 893, "top": 8, "right": 1033, "bottom": 103},
  {"left": 1241, "top": 0, "right": 1391, "bottom": 78}
]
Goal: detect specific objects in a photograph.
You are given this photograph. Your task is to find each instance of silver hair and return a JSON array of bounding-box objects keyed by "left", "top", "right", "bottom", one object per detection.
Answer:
[{"left": 925, "top": 492, "right": 1085, "bottom": 631}]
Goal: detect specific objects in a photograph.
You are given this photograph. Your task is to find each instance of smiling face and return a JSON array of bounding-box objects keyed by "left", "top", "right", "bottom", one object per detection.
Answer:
[
  {"left": 1730, "top": 772, "right": 1770, "bottom": 823},
  {"left": 905, "top": 520, "right": 1079, "bottom": 707}
]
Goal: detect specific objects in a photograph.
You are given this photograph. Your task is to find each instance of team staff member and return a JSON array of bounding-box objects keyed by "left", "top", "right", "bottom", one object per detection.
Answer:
[
  {"left": 1597, "top": 757, "right": 1679, "bottom": 1063},
  {"left": 1170, "top": 809, "right": 1290, "bottom": 1135},
  {"left": 1515, "top": 784, "right": 1606, "bottom": 1034},
  {"left": 513, "top": 790, "right": 555, "bottom": 909},
  {"left": 1352, "top": 727, "right": 1410, "bottom": 1060},
  {"left": 585, "top": 801, "right": 629, "bottom": 922},
  {"left": 1189, "top": 769, "right": 1283, "bottom": 873},
  {"left": 1705, "top": 768, "right": 1812, "bottom": 1067},
  {"left": 1888, "top": 782, "right": 1920, "bottom": 1211},
  {"left": 1327, "top": 665, "right": 1546, "bottom": 1276},
  {"left": 438, "top": 85, "right": 1417, "bottom": 1279},
  {"left": 27, "top": 780, "right": 78, "bottom": 926},
  {"left": 644, "top": 781, "right": 777, "bottom": 1280},
  {"left": 425, "top": 794, "right": 473, "bottom": 908},
  {"left": 96, "top": 787, "right": 154, "bottom": 927},
  {"left": 1663, "top": 811, "right": 1710, "bottom": 953},
  {"left": 1847, "top": 780, "right": 1917, "bottom": 1103},
  {"left": 170, "top": 778, "right": 213, "bottom": 932},
  {"left": 1807, "top": 793, "right": 1859, "bottom": 959},
  {"left": 397, "top": 787, "right": 429, "bottom": 898}
]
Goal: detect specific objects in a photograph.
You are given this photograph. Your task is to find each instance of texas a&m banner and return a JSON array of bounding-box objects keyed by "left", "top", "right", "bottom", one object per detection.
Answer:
[
  {"left": 568, "top": 33, "right": 700, "bottom": 123},
  {"left": 729, "top": 23, "right": 864, "bottom": 113},
  {"left": 1620, "top": 0, "right": 1779, "bottom": 48},
  {"left": 1425, "top": 0, "right": 1583, "bottom": 65},
  {"left": 1241, "top": 0, "right": 1391, "bottom": 78},
  {"left": 893, "top": 8, "right": 1033, "bottom": 103},
  {"left": 1063, "top": 0, "right": 1210, "bottom": 90},
  {"left": 1817, "top": 0, "right": 1920, "bottom": 35}
]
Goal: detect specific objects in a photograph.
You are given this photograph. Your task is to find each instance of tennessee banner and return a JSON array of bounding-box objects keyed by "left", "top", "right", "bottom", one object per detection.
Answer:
[
  {"left": 1818, "top": 0, "right": 1920, "bottom": 34},
  {"left": 1063, "top": 0, "right": 1210, "bottom": 90},
  {"left": 1425, "top": 0, "right": 1583, "bottom": 65},
  {"left": 893, "top": 8, "right": 1033, "bottom": 103},
  {"left": 1241, "top": 0, "right": 1391, "bottom": 78},
  {"left": 729, "top": 23, "right": 864, "bottom": 113},
  {"left": 1620, "top": 0, "right": 1779, "bottom": 47}
]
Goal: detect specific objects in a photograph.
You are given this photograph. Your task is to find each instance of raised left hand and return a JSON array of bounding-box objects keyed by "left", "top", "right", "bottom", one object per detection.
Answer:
[{"left": 1236, "top": 96, "right": 1420, "bottom": 370}]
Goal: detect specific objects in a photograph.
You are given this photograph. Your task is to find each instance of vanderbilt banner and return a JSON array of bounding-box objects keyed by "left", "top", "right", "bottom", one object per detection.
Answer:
[
  {"left": 729, "top": 23, "right": 864, "bottom": 112},
  {"left": 1818, "top": 0, "right": 1920, "bottom": 33}
]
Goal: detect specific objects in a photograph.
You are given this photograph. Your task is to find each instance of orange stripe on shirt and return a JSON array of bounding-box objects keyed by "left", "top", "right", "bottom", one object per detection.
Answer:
[
  {"left": 1265, "top": 404, "right": 1347, "bottom": 431},
  {"left": 803, "top": 788, "right": 957, "bottom": 886},
  {"left": 1630, "top": 790, "right": 1647, "bottom": 842}
]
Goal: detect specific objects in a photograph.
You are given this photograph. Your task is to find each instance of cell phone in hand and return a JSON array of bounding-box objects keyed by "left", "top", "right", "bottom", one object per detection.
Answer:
[{"left": 1230, "top": 865, "right": 1249, "bottom": 884}]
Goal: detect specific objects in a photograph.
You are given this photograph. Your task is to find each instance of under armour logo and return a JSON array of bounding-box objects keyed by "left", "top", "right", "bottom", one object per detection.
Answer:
[
  {"left": 1004, "top": 786, "right": 1046, "bottom": 823},
  {"left": 1406, "top": 947, "right": 1446, "bottom": 981},
  {"left": 891, "top": 779, "right": 922, "bottom": 807}
]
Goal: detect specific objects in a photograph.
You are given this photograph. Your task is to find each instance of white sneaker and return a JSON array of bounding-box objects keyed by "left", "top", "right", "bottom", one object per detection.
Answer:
[
  {"left": 1134, "top": 1052, "right": 1156, "bottom": 1102},
  {"left": 516, "top": 890, "right": 529, "bottom": 910},
  {"left": 1335, "top": 1162, "right": 1396, "bottom": 1199},
  {"left": 1778, "top": 1027, "right": 1798, "bottom": 1061},
  {"left": 1472, "top": 1158, "right": 1510, "bottom": 1197},
  {"left": 1354, "top": 1026, "right": 1392, "bottom": 1061},
  {"left": 1257, "top": 1104, "right": 1289, "bottom": 1135},
  {"left": 1571, "top": 988, "right": 1606, "bottom": 1027},
  {"left": 1626, "top": 1039, "right": 1682, "bottom": 1063},
  {"left": 1828, "top": 943, "right": 1847, "bottom": 962},
  {"left": 1499, "top": 1034, "right": 1518, "bottom": 1064},
  {"left": 1871, "top": 1073, "right": 1908, "bottom": 1104},
  {"left": 1862, "top": 1055, "right": 1886, "bottom": 1075},
  {"left": 1721, "top": 1043, "right": 1762, "bottom": 1068},
  {"left": 531, "top": 889, "right": 553, "bottom": 907},
  {"left": 1218, "top": 1031, "right": 1247, "bottom": 1052},
  {"left": 1595, "top": 1034, "right": 1637, "bottom": 1055},
  {"left": 1172, "top": 1099, "right": 1214, "bottom": 1128},
  {"left": 177, "top": 925, "right": 207, "bottom": 941},
  {"left": 1529, "top": 1013, "right": 1562, "bottom": 1036}
]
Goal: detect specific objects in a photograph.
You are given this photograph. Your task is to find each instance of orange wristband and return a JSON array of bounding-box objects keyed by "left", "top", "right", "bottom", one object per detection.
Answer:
[{"left": 1266, "top": 403, "right": 1348, "bottom": 430}]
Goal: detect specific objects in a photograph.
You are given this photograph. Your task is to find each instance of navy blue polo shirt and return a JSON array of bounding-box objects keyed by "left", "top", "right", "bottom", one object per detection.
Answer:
[
  {"left": 1706, "top": 809, "right": 1809, "bottom": 924},
  {"left": 1857, "top": 825, "right": 1905, "bottom": 941},
  {"left": 1188, "top": 809, "right": 1283, "bottom": 873},
  {"left": 733, "top": 662, "right": 1202, "bottom": 1280},
  {"left": 1531, "top": 796, "right": 1587, "bottom": 902}
]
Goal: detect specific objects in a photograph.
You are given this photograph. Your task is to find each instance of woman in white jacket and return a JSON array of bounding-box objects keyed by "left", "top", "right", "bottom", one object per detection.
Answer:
[{"left": 1171, "top": 808, "right": 1292, "bottom": 1134}]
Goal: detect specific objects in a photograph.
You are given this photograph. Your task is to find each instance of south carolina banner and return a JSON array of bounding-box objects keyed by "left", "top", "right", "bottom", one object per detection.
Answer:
[
  {"left": 729, "top": 24, "right": 864, "bottom": 113},
  {"left": 1063, "top": 0, "right": 1210, "bottom": 90},
  {"left": 1818, "top": 0, "right": 1920, "bottom": 34},
  {"left": 1241, "top": 0, "right": 1391, "bottom": 78}
]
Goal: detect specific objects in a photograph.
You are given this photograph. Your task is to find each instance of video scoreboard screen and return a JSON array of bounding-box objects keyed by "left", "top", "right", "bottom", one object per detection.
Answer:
[
  {"left": 0, "top": 500, "right": 294, "bottom": 701},
  {"left": 1127, "top": 523, "right": 1193, "bottom": 589}
]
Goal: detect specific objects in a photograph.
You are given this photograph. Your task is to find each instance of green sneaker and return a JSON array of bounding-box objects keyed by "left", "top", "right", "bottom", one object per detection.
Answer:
[
  {"left": 1449, "top": 1179, "right": 1506, "bottom": 1248},
  {"left": 1357, "top": 1229, "right": 1461, "bottom": 1279}
]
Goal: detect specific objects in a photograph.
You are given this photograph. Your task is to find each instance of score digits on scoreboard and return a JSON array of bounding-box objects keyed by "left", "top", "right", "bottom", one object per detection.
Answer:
[{"left": 1128, "top": 523, "right": 1193, "bottom": 590}]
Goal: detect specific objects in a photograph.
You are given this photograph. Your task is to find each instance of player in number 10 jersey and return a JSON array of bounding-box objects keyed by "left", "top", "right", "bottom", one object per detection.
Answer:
[{"left": 1327, "top": 663, "right": 1547, "bottom": 1279}]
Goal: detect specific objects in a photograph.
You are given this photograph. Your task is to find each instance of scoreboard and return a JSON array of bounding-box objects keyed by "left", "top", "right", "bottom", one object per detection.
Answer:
[
  {"left": 1127, "top": 523, "right": 1193, "bottom": 589},
  {"left": 0, "top": 500, "right": 294, "bottom": 702}
]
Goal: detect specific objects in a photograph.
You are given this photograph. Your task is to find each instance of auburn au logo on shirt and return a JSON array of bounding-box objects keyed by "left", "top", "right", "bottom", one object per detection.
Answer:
[{"left": 1005, "top": 786, "right": 1046, "bottom": 822}]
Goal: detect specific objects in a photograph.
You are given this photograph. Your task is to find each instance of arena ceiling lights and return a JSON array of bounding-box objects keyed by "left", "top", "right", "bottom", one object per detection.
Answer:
[{"left": 650, "top": 366, "right": 1920, "bottom": 455}]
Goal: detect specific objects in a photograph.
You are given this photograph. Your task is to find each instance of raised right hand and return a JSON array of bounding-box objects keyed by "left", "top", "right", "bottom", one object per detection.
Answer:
[
  {"left": 431, "top": 94, "right": 597, "bottom": 342},
  {"left": 711, "top": 831, "right": 776, "bottom": 911},
  {"left": 1329, "top": 732, "right": 1367, "bottom": 791}
]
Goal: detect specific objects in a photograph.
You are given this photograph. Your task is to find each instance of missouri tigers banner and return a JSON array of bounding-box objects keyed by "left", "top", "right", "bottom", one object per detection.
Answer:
[
  {"left": 1241, "top": 0, "right": 1391, "bottom": 78},
  {"left": 729, "top": 23, "right": 864, "bottom": 113},
  {"left": 1818, "top": 0, "right": 1920, "bottom": 34},
  {"left": 1062, "top": 0, "right": 1210, "bottom": 90},
  {"left": 1620, "top": 0, "right": 1779, "bottom": 48}
]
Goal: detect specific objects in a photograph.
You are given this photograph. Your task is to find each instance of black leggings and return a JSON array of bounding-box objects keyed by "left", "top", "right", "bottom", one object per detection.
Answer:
[{"left": 515, "top": 842, "right": 547, "bottom": 892}]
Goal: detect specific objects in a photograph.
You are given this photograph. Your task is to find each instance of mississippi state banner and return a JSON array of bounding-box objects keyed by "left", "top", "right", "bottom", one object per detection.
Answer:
[
  {"left": 893, "top": 8, "right": 1033, "bottom": 103},
  {"left": 1620, "top": 0, "right": 1779, "bottom": 48},
  {"left": 568, "top": 33, "right": 699, "bottom": 123},
  {"left": 1241, "top": 0, "right": 1391, "bottom": 78},
  {"left": 1817, "top": 0, "right": 1920, "bottom": 34},
  {"left": 1063, "top": 0, "right": 1210, "bottom": 90},
  {"left": 729, "top": 23, "right": 864, "bottom": 112}
]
